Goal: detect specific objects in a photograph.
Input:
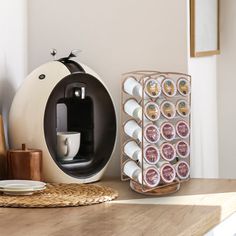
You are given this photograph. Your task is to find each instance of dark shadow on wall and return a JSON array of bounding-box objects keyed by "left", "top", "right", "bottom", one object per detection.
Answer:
[
  {"left": 1, "top": 79, "right": 16, "bottom": 148},
  {"left": 0, "top": 54, "right": 18, "bottom": 148}
]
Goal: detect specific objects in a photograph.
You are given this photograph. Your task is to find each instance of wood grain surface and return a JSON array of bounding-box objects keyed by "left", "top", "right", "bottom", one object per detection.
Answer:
[{"left": 1, "top": 178, "right": 236, "bottom": 236}]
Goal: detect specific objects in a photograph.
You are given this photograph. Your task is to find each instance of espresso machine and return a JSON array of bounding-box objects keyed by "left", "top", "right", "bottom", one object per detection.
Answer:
[{"left": 9, "top": 49, "right": 117, "bottom": 183}]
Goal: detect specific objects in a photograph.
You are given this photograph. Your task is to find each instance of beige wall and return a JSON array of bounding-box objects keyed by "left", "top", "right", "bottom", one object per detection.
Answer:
[
  {"left": 218, "top": 0, "right": 236, "bottom": 178},
  {"left": 0, "top": 0, "right": 220, "bottom": 178},
  {"left": 28, "top": 0, "right": 188, "bottom": 176}
]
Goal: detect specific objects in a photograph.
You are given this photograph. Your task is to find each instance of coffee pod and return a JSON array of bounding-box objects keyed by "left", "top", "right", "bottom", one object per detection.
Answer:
[
  {"left": 123, "top": 161, "right": 160, "bottom": 187},
  {"left": 124, "top": 120, "right": 142, "bottom": 142},
  {"left": 144, "top": 145, "right": 160, "bottom": 165},
  {"left": 143, "top": 166, "right": 160, "bottom": 187},
  {"left": 175, "top": 161, "right": 190, "bottom": 180},
  {"left": 160, "top": 142, "right": 176, "bottom": 161},
  {"left": 160, "top": 163, "right": 176, "bottom": 183},
  {"left": 144, "top": 102, "right": 160, "bottom": 121},
  {"left": 124, "top": 121, "right": 160, "bottom": 144},
  {"left": 123, "top": 140, "right": 141, "bottom": 161},
  {"left": 176, "top": 140, "right": 190, "bottom": 158},
  {"left": 144, "top": 124, "right": 160, "bottom": 143},
  {"left": 160, "top": 101, "right": 176, "bottom": 119},
  {"left": 123, "top": 76, "right": 143, "bottom": 97},
  {"left": 144, "top": 78, "right": 161, "bottom": 98},
  {"left": 161, "top": 78, "right": 177, "bottom": 97},
  {"left": 177, "top": 77, "right": 190, "bottom": 96},
  {"left": 176, "top": 120, "right": 190, "bottom": 138},
  {"left": 124, "top": 98, "right": 142, "bottom": 120},
  {"left": 136, "top": 145, "right": 160, "bottom": 169},
  {"left": 123, "top": 160, "right": 142, "bottom": 183},
  {"left": 160, "top": 122, "right": 176, "bottom": 141},
  {"left": 176, "top": 100, "right": 190, "bottom": 117}
]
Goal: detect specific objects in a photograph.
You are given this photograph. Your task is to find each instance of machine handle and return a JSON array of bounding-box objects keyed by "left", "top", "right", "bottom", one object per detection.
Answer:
[{"left": 64, "top": 138, "right": 71, "bottom": 157}]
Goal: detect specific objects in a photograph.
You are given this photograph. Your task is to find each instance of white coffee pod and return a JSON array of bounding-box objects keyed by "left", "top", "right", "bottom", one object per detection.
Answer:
[
  {"left": 160, "top": 163, "right": 176, "bottom": 183},
  {"left": 123, "top": 76, "right": 141, "bottom": 95},
  {"left": 123, "top": 140, "right": 141, "bottom": 161},
  {"left": 124, "top": 161, "right": 161, "bottom": 187},
  {"left": 124, "top": 99, "right": 142, "bottom": 120},
  {"left": 160, "top": 142, "right": 176, "bottom": 161},
  {"left": 143, "top": 166, "right": 160, "bottom": 187},
  {"left": 144, "top": 102, "right": 160, "bottom": 121},
  {"left": 135, "top": 145, "right": 160, "bottom": 169},
  {"left": 175, "top": 161, "right": 190, "bottom": 180},
  {"left": 123, "top": 160, "right": 142, "bottom": 184},
  {"left": 160, "top": 122, "right": 176, "bottom": 141},
  {"left": 123, "top": 76, "right": 148, "bottom": 98},
  {"left": 160, "top": 101, "right": 176, "bottom": 119},
  {"left": 144, "top": 78, "right": 161, "bottom": 98},
  {"left": 124, "top": 120, "right": 142, "bottom": 142},
  {"left": 177, "top": 77, "right": 191, "bottom": 96},
  {"left": 176, "top": 100, "right": 190, "bottom": 117},
  {"left": 175, "top": 140, "right": 190, "bottom": 158},
  {"left": 143, "top": 145, "right": 160, "bottom": 165},
  {"left": 176, "top": 120, "right": 190, "bottom": 139},
  {"left": 161, "top": 78, "right": 177, "bottom": 97},
  {"left": 144, "top": 124, "right": 160, "bottom": 144}
]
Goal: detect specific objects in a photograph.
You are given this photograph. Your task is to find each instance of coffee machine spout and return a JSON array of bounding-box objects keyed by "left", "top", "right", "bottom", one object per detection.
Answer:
[{"left": 74, "top": 87, "right": 85, "bottom": 99}]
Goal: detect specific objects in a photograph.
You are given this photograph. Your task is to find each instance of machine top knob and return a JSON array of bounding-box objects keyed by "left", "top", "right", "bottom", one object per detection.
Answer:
[{"left": 50, "top": 48, "right": 57, "bottom": 60}]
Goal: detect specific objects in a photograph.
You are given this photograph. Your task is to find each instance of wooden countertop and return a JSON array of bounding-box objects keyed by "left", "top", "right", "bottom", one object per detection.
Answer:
[{"left": 1, "top": 178, "right": 236, "bottom": 236}]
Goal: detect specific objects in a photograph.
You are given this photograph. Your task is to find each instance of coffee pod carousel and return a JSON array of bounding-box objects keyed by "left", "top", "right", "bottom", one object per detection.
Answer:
[
  {"left": 9, "top": 49, "right": 117, "bottom": 183},
  {"left": 121, "top": 71, "right": 191, "bottom": 195}
]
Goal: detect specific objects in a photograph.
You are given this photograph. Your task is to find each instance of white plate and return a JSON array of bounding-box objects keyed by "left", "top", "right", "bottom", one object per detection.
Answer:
[
  {"left": 1, "top": 186, "right": 46, "bottom": 196},
  {"left": 0, "top": 180, "right": 46, "bottom": 191}
]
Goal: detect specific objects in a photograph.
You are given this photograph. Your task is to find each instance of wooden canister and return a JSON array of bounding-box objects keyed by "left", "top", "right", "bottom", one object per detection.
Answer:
[
  {"left": 7, "top": 144, "right": 42, "bottom": 181},
  {"left": 0, "top": 115, "right": 7, "bottom": 179}
]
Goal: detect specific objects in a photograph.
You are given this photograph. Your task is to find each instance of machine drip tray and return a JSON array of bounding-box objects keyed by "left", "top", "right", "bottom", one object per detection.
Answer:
[{"left": 59, "top": 156, "right": 93, "bottom": 170}]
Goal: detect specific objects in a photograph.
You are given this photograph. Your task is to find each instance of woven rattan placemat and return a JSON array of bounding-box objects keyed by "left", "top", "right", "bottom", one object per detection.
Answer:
[{"left": 0, "top": 183, "right": 118, "bottom": 208}]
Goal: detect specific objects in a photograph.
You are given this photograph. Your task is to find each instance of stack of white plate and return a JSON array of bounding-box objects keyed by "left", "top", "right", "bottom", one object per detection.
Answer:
[{"left": 0, "top": 180, "right": 46, "bottom": 195}]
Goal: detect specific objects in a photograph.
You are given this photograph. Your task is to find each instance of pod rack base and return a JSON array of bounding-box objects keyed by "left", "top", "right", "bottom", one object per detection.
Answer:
[{"left": 130, "top": 180, "right": 180, "bottom": 196}]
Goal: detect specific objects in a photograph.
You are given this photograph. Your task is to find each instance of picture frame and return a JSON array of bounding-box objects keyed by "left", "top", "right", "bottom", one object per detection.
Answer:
[{"left": 190, "top": 0, "right": 220, "bottom": 57}]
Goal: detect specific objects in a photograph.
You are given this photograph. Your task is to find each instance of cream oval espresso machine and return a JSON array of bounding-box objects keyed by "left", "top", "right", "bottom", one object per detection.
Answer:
[{"left": 9, "top": 50, "right": 117, "bottom": 183}]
